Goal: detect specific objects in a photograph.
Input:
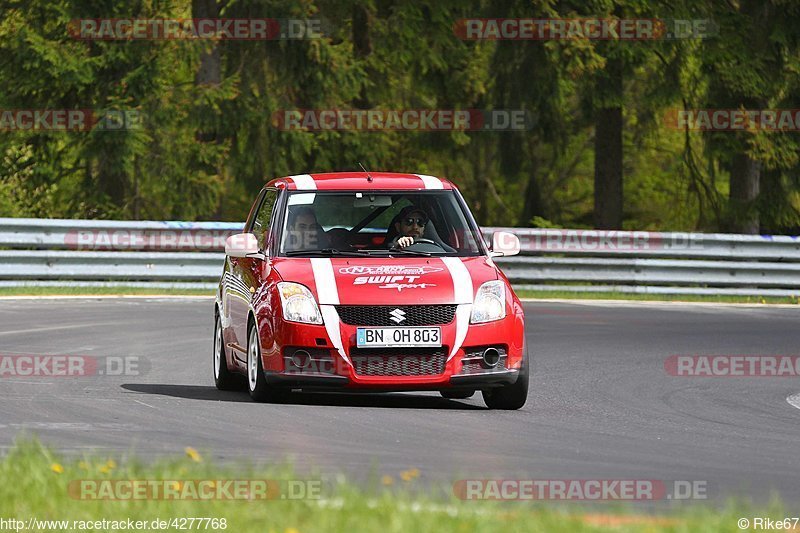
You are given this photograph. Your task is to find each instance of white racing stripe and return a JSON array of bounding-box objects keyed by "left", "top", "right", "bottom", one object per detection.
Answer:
[
  {"left": 449, "top": 305, "right": 472, "bottom": 361},
  {"left": 415, "top": 174, "right": 443, "bottom": 189},
  {"left": 310, "top": 258, "right": 350, "bottom": 366},
  {"left": 310, "top": 258, "right": 339, "bottom": 305},
  {"left": 442, "top": 257, "right": 474, "bottom": 360},
  {"left": 442, "top": 257, "right": 473, "bottom": 304},
  {"left": 289, "top": 174, "right": 317, "bottom": 190},
  {"left": 320, "top": 306, "right": 350, "bottom": 366}
]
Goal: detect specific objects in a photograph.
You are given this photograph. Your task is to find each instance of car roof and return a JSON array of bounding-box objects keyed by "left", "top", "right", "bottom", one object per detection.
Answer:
[{"left": 264, "top": 172, "right": 456, "bottom": 191}]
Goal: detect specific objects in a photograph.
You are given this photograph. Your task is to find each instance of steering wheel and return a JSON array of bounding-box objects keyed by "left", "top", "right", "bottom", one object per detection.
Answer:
[{"left": 391, "top": 237, "right": 444, "bottom": 252}]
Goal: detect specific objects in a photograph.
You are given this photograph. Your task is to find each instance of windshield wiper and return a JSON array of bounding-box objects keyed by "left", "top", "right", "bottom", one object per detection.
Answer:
[
  {"left": 284, "top": 248, "right": 372, "bottom": 257},
  {"left": 384, "top": 248, "right": 434, "bottom": 257}
]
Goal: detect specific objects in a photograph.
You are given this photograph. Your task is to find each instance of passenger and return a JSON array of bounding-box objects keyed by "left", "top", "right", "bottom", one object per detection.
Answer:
[{"left": 285, "top": 207, "right": 328, "bottom": 251}]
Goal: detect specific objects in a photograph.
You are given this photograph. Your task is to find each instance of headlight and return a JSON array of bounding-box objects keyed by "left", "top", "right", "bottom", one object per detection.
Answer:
[
  {"left": 278, "top": 282, "right": 323, "bottom": 324},
  {"left": 470, "top": 280, "right": 506, "bottom": 324}
]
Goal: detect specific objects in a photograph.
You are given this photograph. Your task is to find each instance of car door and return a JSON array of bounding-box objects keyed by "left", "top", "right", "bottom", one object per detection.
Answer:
[
  {"left": 222, "top": 190, "right": 261, "bottom": 357},
  {"left": 229, "top": 188, "right": 280, "bottom": 353}
]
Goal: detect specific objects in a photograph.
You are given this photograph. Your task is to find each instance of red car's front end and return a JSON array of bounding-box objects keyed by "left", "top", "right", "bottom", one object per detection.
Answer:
[
  {"left": 258, "top": 256, "right": 525, "bottom": 392},
  {"left": 214, "top": 172, "right": 528, "bottom": 409}
]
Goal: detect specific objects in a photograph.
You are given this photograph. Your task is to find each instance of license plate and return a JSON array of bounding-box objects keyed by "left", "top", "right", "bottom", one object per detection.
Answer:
[{"left": 356, "top": 327, "right": 441, "bottom": 348}]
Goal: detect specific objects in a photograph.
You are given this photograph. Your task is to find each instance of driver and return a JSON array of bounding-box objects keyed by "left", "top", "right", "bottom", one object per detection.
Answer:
[{"left": 389, "top": 206, "right": 429, "bottom": 248}]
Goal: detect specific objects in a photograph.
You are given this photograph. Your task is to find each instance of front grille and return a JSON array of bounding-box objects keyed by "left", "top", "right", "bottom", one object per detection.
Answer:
[
  {"left": 350, "top": 347, "right": 447, "bottom": 376},
  {"left": 336, "top": 305, "right": 457, "bottom": 326}
]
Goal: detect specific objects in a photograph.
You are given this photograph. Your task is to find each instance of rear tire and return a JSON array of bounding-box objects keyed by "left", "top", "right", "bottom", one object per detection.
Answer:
[
  {"left": 213, "top": 314, "right": 240, "bottom": 390},
  {"left": 247, "top": 322, "right": 284, "bottom": 403},
  {"left": 440, "top": 390, "right": 475, "bottom": 400},
  {"left": 482, "top": 359, "right": 528, "bottom": 410}
]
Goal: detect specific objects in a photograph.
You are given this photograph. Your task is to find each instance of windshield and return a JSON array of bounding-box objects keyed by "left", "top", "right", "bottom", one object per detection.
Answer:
[{"left": 278, "top": 190, "right": 484, "bottom": 257}]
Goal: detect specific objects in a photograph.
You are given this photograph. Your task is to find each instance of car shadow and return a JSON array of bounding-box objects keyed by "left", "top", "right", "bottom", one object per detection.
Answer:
[
  {"left": 122, "top": 384, "right": 252, "bottom": 403},
  {"left": 121, "top": 383, "right": 486, "bottom": 410}
]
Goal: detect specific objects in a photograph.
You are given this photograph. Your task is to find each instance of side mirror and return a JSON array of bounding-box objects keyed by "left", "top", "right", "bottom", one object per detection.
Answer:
[
  {"left": 225, "top": 233, "right": 260, "bottom": 258},
  {"left": 490, "top": 231, "right": 520, "bottom": 257}
]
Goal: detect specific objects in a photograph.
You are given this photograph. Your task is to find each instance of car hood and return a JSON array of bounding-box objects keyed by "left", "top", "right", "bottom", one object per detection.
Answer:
[{"left": 271, "top": 256, "right": 499, "bottom": 305}]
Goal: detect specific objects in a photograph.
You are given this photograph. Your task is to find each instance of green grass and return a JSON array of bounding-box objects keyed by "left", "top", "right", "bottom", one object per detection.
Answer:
[
  {"left": 0, "top": 286, "right": 214, "bottom": 297},
  {"left": 517, "top": 290, "right": 800, "bottom": 305},
  {"left": 0, "top": 439, "right": 787, "bottom": 532}
]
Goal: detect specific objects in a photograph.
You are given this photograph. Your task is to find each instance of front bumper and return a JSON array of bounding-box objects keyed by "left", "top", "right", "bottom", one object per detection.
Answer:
[
  {"left": 448, "top": 368, "right": 519, "bottom": 387},
  {"left": 263, "top": 367, "right": 519, "bottom": 392},
  {"left": 261, "top": 308, "right": 524, "bottom": 391}
]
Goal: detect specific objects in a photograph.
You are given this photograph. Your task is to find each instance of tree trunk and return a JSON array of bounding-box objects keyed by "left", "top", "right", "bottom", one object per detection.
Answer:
[
  {"left": 352, "top": 4, "right": 372, "bottom": 109},
  {"left": 593, "top": 57, "right": 623, "bottom": 229},
  {"left": 758, "top": 168, "right": 781, "bottom": 234},
  {"left": 193, "top": 0, "right": 221, "bottom": 145},
  {"left": 518, "top": 151, "right": 543, "bottom": 226},
  {"left": 728, "top": 152, "right": 761, "bottom": 233},
  {"left": 192, "top": 0, "right": 222, "bottom": 216},
  {"left": 97, "top": 161, "right": 126, "bottom": 210},
  {"left": 725, "top": 0, "right": 768, "bottom": 235},
  {"left": 193, "top": 0, "right": 221, "bottom": 88}
]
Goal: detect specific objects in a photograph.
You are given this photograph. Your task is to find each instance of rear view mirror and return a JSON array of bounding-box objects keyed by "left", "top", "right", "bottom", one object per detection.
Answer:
[
  {"left": 353, "top": 194, "right": 393, "bottom": 208},
  {"left": 490, "top": 231, "right": 520, "bottom": 257},
  {"left": 225, "top": 233, "right": 260, "bottom": 258}
]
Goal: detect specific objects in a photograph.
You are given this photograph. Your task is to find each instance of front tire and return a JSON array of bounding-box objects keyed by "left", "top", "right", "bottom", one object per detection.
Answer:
[
  {"left": 482, "top": 360, "right": 528, "bottom": 410},
  {"left": 247, "top": 322, "right": 283, "bottom": 402},
  {"left": 213, "top": 314, "right": 239, "bottom": 390}
]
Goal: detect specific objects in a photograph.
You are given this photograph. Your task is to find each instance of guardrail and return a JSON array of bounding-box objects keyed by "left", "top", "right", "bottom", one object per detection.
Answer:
[
  {"left": 483, "top": 228, "right": 800, "bottom": 296},
  {"left": 1, "top": 218, "right": 799, "bottom": 296},
  {"left": 0, "top": 218, "right": 241, "bottom": 251}
]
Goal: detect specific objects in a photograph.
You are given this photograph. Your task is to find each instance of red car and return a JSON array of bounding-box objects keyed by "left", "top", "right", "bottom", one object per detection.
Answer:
[{"left": 213, "top": 172, "right": 527, "bottom": 409}]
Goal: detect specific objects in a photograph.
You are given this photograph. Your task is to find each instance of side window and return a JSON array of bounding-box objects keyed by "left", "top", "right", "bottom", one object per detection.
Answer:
[{"left": 251, "top": 189, "right": 279, "bottom": 249}]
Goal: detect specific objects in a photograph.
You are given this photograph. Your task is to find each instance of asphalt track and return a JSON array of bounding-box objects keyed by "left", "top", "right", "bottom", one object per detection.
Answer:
[{"left": 1, "top": 297, "right": 799, "bottom": 505}]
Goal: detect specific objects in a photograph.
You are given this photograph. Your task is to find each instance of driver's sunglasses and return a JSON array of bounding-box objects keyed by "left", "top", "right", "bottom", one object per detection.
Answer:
[{"left": 402, "top": 217, "right": 427, "bottom": 227}]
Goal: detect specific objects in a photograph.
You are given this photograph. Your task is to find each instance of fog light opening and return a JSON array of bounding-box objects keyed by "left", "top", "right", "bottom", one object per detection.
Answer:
[
  {"left": 291, "top": 349, "right": 311, "bottom": 369},
  {"left": 482, "top": 347, "right": 500, "bottom": 369}
]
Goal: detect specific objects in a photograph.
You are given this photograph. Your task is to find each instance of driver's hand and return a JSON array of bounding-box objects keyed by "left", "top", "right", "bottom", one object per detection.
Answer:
[{"left": 396, "top": 236, "right": 414, "bottom": 248}]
